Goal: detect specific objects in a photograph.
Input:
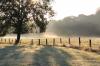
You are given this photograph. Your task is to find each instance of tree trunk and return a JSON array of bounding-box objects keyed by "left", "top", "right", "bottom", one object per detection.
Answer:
[
  {"left": 15, "top": 1, "right": 23, "bottom": 45},
  {"left": 15, "top": 20, "right": 22, "bottom": 45},
  {"left": 15, "top": 32, "right": 21, "bottom": 45}
]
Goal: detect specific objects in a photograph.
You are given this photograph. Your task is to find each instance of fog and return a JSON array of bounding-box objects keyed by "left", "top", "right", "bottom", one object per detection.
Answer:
[
  {"left": 1, "top": 33, "right": 59, "bottom": 38},
  {"left": 46, "top": 10, "right": 100, "bottom": 37},
  {"left": 1, "top": 10, "right": 100, "bottom": 38}
]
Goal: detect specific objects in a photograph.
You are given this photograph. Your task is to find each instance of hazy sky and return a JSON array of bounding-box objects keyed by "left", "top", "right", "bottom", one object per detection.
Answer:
[{"left": 52, "top": 0, "right": 100, "bottom": 20}]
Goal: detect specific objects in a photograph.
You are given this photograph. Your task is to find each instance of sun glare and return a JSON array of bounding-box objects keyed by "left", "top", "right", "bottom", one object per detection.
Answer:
[
  {"left": 52, "top": 0, "right": 100, "bottom": 20},
  {"left": 43, "top": 32, "right": 59, "bottom": 38},
  {"left": 31, "top": 0, "right": 39, "bottom": 3}
]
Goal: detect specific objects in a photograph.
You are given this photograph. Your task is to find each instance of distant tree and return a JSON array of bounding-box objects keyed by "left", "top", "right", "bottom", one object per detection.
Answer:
[{"left": 0, "top": 0, "right": 54, "bottom": 44}]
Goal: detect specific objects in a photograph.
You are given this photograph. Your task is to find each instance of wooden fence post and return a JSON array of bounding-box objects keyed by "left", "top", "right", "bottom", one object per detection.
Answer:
[
  {"left": 79, "top": 37, "right": 81, "bottom": 47},
  {"left": 69, "top": 37, "right": 71, "bottom": 47},
  {"left": 5, "top": 38, "right": 6, "bottom": 43},
  {"left": 31, "top": 39, "right": 34, "bottom": 45},
  {"left": 53, "top": 38, "right": 55, "bottom": 46},
  {"left": 1, "top": 38, "right": 2, "bottom": 43},
  {"left": 89, "top": 39, "right": 92, "bottom": 50},
  {"left": 38, "top": 39, "right": 40, "bottom": 45},
  {"left": 46, "top": 38, "right": 48, "bottom": 45},
  {"left": 0, "top": 38, "right": 1, "bottom": 44},
  {"left": 11, "top": 39, "right": 13, "bottom": 44},
  {"left": 15, "top": 39, "right": 16, "bottom": 44},
  {"left": 9, "top": 38, "right": 10, "bottom": 44},
  {"left": 60, "top": 38, "right": 62, "bottom": 44}
]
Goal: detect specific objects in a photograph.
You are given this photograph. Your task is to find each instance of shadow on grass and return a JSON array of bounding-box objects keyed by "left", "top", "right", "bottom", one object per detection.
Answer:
[
  {"left": 0, "top": 45, "right": 73, "bottom": 66},
  {"left": 0, "top": 45, "right": 25, "bottom": 66},
  {"left": 33, "top": 46, "right": 73, "bottom": 66}
]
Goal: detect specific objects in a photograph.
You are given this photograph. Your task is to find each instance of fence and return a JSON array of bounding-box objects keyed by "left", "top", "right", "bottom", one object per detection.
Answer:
[{"left": 0, "top": 37, "right": 100, "bottom": 51}]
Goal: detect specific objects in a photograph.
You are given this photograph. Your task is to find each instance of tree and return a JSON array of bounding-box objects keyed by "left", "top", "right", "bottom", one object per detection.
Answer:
[{"left": 0, "top": 0, "right": 54, "bottom": 44}]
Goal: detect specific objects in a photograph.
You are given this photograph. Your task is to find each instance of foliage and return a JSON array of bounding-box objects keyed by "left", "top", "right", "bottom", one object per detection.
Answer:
[{"left": 0, "top": 0, "right": 54, "bottom": 35}]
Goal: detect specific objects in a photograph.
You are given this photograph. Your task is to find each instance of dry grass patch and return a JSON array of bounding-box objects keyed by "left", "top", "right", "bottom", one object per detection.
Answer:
[{"left": 0, "top": 44, "right": 100, "bottom": 66}]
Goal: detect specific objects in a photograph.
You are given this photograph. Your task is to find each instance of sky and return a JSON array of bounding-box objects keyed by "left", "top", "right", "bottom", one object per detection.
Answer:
[{"left": 52, "top": 0, "right": 100, "bottom": 20}]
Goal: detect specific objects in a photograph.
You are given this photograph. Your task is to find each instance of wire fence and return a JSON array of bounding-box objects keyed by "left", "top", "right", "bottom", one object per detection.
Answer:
[{"left": 0, "top": 37, "right": 100, "bottom": 51}]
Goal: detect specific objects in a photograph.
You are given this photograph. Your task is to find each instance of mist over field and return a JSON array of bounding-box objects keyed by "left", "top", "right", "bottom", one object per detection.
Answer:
[
  {"left": 1, "top": 33, "right": 59, "bottom": 38},
  {"left": 46, "top": 10, "right": 100, "bottom": 37},
  {"left": 2, "top": 10, "right": 100, "bottom": 38}
]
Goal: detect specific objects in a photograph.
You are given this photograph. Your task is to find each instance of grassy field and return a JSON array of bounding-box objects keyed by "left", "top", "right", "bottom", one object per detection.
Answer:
[
  {"left": 0, "top": 44, "right": 100, "bottom": 66},
  {"left": 0, "top": 36, "right": 100, "bottom": 66},
  {"left": 0, "top": 37, "right": 100, "bottom": 50}
]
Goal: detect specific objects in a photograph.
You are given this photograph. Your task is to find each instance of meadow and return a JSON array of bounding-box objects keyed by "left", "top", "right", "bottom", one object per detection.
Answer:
[
  {"left": 0, "top": 35, "right": 100, "bottom": 66},
  {"left": 0, "top": 36, "right": 100, "bottom": 51}
]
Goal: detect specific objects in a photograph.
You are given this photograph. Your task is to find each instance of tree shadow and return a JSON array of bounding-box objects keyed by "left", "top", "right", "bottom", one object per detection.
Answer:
[
  {"left": 32, "top": 46, "right": 73, "bottom": 66},
  {"left": 0, "top": 45, "right": 99, "bottom": 66},
  {"left": 0, "top": 45, "right": 25, "bottom": 66}
]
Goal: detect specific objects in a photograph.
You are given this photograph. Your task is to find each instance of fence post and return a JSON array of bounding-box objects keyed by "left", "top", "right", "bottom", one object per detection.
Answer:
[
  {"left": 38, "top": 39, "right": 40, "bottom": 45},
  {"left": 0, "top": 38, "right": 1, "bottom": 44},
  {"left": 79, "top": 37, "right": 81, "bottom": 47},
  {"left": 31, "top": 39, "right": 34, "bottom": 45},
  {"left": 46, "top": 38, "right": 47, "bottom": 45},
  {"left": 5, "top": 38, "right": 6, "bottom": 43},
  {"left": 60, "top": 38, "right": 64, "bottom": 47},
  {"left": 89, "top": 39, "right": 92, "bottom": 50},
  {"left": 60, "top": 38, "right": 62, "bottom": 44},
  {"left": 0, "top": 38, "right": 2, "bottom": 44},
  {"left": 69, "top": 37, "right": 71, "bottom": 47},
  {"left": 12, "top": 39, "right": 13, "bottom": 44},
  {"left": 15, "top": 39, "right": 16, "bottom": 44},
  {"left": 53, "top": 38, "right": 55, "bottom": 46},
  {"left": 9, "top": 38, "right": 10, "bottom": 44}
]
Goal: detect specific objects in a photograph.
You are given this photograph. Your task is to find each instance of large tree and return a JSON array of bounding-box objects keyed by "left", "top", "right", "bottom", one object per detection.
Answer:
[{"left": 0, "top": 0, "right": 54, "bottom": 44}]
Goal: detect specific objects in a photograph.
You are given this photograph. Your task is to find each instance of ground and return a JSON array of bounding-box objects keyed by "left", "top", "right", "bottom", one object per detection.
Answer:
[{"left": 0, "top": 44, "right": 100, "bottom": 66}]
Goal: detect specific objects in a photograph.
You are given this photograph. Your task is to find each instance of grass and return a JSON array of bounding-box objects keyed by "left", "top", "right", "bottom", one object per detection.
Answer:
[
  {"left": 0, "top": 44, "right": 100, "bottom": 66},
  {"left": 0, "top": 37, "right": 100, "bottom": 50}
]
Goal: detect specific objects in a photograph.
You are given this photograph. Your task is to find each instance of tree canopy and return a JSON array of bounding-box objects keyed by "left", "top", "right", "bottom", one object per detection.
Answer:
[{"left": 0, "top": 0, "right": 54, "bottom": 44}]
